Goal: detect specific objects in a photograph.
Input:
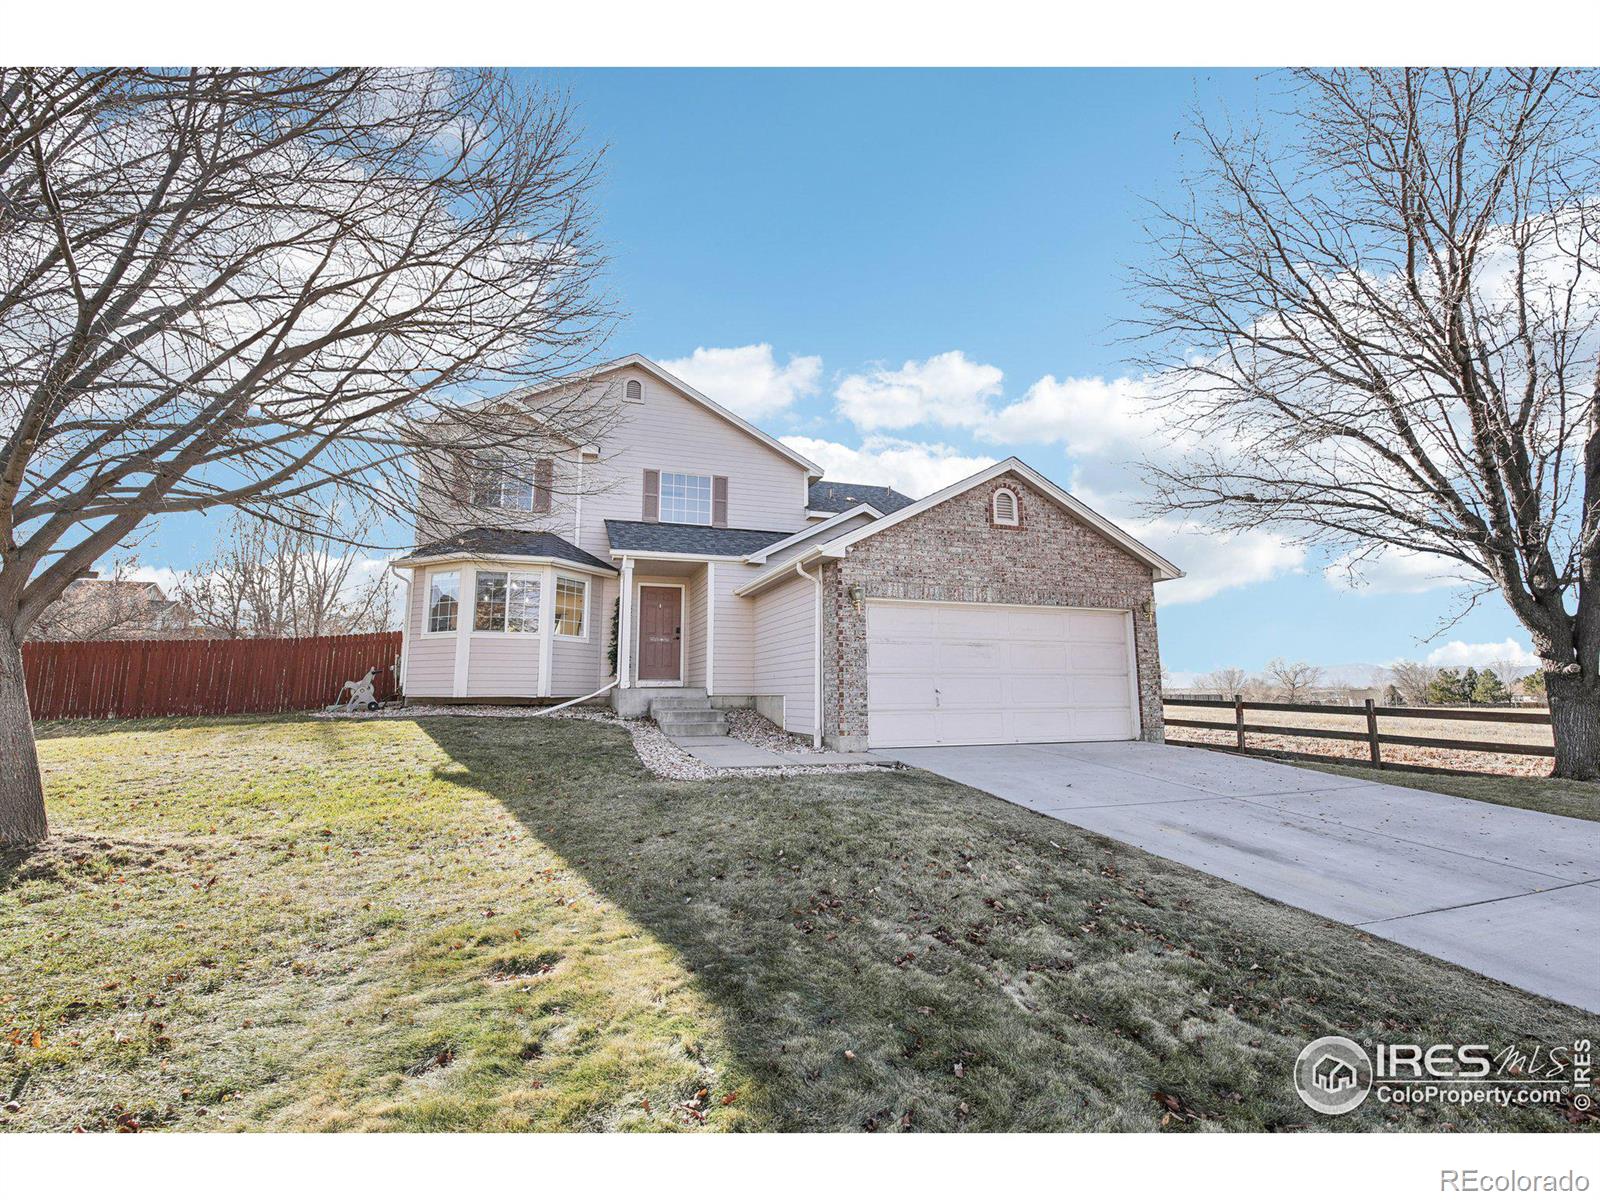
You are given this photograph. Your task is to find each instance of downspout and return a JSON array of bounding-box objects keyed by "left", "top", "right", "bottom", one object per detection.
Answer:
[
  {"left": 794, "top": 557, "right": 824, "bottom": 749},
  {"left": 389, "top": 563, "right": 412, "bottom": 702}
]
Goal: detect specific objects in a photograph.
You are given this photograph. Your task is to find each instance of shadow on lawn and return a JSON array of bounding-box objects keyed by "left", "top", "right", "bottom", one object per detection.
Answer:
[
  {"left": 410, "top": 715, "right": 1597, "bottom": 1134},
  {"left": 411, "top": 714, "right": 1120, "bottom": 1131}
]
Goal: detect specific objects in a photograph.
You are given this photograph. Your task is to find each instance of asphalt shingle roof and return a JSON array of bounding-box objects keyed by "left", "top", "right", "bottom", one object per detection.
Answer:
[
  {"left": 408, "top": 527, "right": 614, "bottom": 572},
  {"left": 604, "top": 519, "right": 795, "bottom": 557},
  {"left": 807, "top": 480, "right": 915, "bottom": 514}
]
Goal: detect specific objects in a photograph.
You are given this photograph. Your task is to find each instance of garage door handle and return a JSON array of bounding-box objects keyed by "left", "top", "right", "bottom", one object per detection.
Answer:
[{"left": 934, "top": 687, "right": 941, "bottom": 708}]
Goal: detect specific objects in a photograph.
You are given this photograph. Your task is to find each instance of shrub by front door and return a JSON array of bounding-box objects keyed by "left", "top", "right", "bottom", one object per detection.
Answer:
[{"left": 638, "top": 585, "right": 683, "bottom": 683}]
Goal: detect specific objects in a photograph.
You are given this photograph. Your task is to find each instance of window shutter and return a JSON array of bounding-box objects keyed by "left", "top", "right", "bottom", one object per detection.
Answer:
[
  {"left": 642, "top": 469, "right": 660, "bottom": 522},
  {"left": 533, "top": 457, "right": 553, "bottom": 514},
  {"left": 712, "top": 476, "right": 729, "bottom": 528}
]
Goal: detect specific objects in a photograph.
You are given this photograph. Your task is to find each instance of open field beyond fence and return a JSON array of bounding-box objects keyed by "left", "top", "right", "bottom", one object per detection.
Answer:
[{"left": 1162, "top": 698, "right": 1555, "bottom": 777}]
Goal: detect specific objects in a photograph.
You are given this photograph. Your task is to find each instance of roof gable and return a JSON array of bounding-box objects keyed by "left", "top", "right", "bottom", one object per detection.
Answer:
[{"left": 820, "top": 458, "right": 1183, "bottom": 581}]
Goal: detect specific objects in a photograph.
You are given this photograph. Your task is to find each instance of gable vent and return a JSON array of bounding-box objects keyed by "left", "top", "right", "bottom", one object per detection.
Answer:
[
  {"left": 624, "top": 379, "right": 643, "bottom": 401},
  {"left": 992, "top": 487, "right": 1019, "bottom": 526}
]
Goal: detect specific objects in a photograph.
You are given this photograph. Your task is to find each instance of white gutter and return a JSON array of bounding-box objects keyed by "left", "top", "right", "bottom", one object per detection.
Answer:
[
  {"left": 389, "top": 562, "right": 412, "bottom": 698},
  {"left": 793, "top": 558, "right": 824, "bottom": 749}
]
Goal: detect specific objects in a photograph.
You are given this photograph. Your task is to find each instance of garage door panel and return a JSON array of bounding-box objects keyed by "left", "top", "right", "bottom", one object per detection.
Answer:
[
  {"left": 1072, "top": 708, "right": 1135, "bottom": 739},
  {"left": 1008, "top": 641, "right": 1071, "bottom": 672},
  {"left": 1069, "top": 641, "right": 1129, "bottom": 672},
  {"left": 1009, "top": 674, "right": 1074, "bottom": 706},
  {"left": 868, "top": 639, "right": 930, "bottom": 671},
  {"left": 1068, "top": 609, "right": 1127, "bottom": 641},
  {"left": 939, "top": 639, "right": 1004, "bottom": 671},
  {"left": 866, "top": 601, "right": 1138, "bottom": 748},
  {"left": 1072, "top": 674, "right": 1131, "bottom": 706}
]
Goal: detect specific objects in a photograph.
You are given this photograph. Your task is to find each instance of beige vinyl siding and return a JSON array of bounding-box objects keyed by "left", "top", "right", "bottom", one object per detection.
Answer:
[
  {"left": 464, "top": 636, "right": 538, "bottom": 698},
  {"left": 414, "top": 367, "right": 813, "bottom": 558},
  {"left": 709, "top": 561, "right": 760, "bottom": 694},
  {"left": 684, "top": 569, "right": 709, "bottom": 689},
  {"left": 550, "top": 576, "right": 602, "bottom": 696},
  {"left": 753, "top": 572, "right": 816, "bottom": 735},
  {"left": 572, "top": 370, "right": 813, "bottom": 554},
  {"left": 404, "top": 571, "right": 457, "bottom": 697}
]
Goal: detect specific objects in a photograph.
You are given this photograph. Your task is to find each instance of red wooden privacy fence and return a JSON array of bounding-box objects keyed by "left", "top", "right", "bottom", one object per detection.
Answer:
[{"left": 22, "top": 631, "right": 402, "bottom": 720}]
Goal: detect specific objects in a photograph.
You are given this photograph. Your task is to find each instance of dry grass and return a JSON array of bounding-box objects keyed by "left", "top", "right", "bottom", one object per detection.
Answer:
[
  {"left": 2, "top": 715, "right": 1594, "bottom": 1133},
  {"left": 1164, "top": 703, "right": 1555, "bottom": 778}
]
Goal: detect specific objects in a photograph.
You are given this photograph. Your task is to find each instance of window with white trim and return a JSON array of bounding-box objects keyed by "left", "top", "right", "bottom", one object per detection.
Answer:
[
  {"left": 658, "top": 471, "right": 713, "bottom": 525},
  {"left": 473, "top": 570, "right": 541, "bottom": 633},
  {"left": 472, "top": 455, "right": 533, "bottom": 511},
  {"left": 427, "top": 570, "right": 460, "bottom": 632},
  {"left": 992, "top": 487, "right": 1020, "bottom": 526},
  {"left": 553, "top": 576, "right": 587, "bottom": 637}
]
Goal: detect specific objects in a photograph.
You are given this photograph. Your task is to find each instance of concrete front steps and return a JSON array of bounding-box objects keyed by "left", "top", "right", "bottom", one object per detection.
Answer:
[{"left": 648, "top": 690, "right": 728, "bottom": 738}]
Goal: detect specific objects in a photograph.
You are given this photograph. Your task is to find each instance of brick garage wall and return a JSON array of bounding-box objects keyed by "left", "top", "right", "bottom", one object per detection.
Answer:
[{"left": 820, "top": 471, "right": 1164, "bottom": 749}]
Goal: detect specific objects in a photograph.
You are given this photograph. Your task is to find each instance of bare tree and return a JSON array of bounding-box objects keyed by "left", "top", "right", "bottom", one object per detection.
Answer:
[
  {"left": 0, "top": 69, "right": 615, "bottom": 846},
  {"left": 1264, "top": 658, "right": 1322, "bottom": 702},
  {"left": 1134, "top": 69, "right": 1600, "bottom": 777},
  {"left": 177, "top": 505, "right": 395, "bottom": 639},
  {"left": 1388, "top": 659, "right": 1439, "bottom": 706},
  {"left": 1198, "top": 666, "right": 1250, "bottom": 695}
]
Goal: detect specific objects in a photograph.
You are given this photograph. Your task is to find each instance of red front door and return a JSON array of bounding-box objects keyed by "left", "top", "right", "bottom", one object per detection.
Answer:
[{"left": 638, "top": 586, "right": 682, "bottom": 682}]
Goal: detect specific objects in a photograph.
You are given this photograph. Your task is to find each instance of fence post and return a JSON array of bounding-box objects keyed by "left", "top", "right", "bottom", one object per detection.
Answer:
[
  {"left": 1234, "top": 693, "right": 1246, "bottom": 750},
  {"left": 1365, "top": 698, "right": 1381, "bottom": 768}
]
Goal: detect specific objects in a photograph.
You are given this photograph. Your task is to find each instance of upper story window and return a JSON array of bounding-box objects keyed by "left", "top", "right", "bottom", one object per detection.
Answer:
[
  {"left": 992, "top": 487, "right": 1020, "bottom": 527},
  {"left": 624, "top": 379, "right": 643, "bottom": 401},
  {"left": 659, "top": 471, "right": 713, "bottom": 525},
  {"left": 471, "top": 455, "right": 552, "bottom": 513},
  {"left": 427, "top": 570, "right": 460, "bottom": 633},
  {"left": 474, "top": 570, "right": 541, "bottom": 633}
]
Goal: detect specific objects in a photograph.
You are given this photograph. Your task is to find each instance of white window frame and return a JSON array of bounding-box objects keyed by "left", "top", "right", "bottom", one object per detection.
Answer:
[
  {"left": 658, "top": 471, "right": 714, "bottom": 526},
  {"left": 992, "top": 487, "right": 1020, "bottom": 527},
  {"left": 423, "top": 568, "right": 461, "bottom": 636},
  {"left": 552, "top": 574, "right": 590, "bottom": 641},
  {"left": 471, "top": 568, "right": 543, "bottom": 637}
]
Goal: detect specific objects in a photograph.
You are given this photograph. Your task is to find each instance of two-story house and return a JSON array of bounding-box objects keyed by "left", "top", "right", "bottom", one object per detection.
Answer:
[{"left": 393, "top": 354, "right": 1182, "bottom": 750}]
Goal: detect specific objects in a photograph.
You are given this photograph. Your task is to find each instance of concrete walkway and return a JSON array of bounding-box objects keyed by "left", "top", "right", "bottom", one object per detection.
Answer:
[
  {"left": 670, "top": 734, "right": 900, "bottom": 769},
  {"left": 887, "top": 740, "right": 1600, "bottom": 1012}
]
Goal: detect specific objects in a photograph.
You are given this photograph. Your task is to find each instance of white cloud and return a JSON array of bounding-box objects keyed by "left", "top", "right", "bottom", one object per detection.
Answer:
[
  {"left": 984, "top": 373, "right": 1168, "bottom": 458},
  {"left": 1425, "top": 639, "right": 1539, "bottom": 673},
  {"left": 834, "top": 351, "right": 1003, "bottom": 431},
  {"left": 780, "top": 435, "right": 993, "bottom": 500},
  {"left": 1323, "top": 547, "right": 1479, "bottom": 595},
  {"left": 659, "top": 343, "right": 822, "bottom": 420},
  {"left": 1136, "top": 518, "right": 1306, "bottom": 606}
]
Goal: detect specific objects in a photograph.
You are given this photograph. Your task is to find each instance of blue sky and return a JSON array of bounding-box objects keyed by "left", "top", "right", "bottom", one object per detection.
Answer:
[{"left": 127, "top": 68, "right": 1538, "bottom": 681}]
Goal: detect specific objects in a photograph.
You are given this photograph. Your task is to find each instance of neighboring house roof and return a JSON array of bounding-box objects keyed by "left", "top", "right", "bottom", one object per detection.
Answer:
[
  {"left": 399, "top": 527, "right": 614, "bottom": 573},
  {"left": 807, "top": 480, "right": 915, "bottom": 514},
  {"left": 486, "top": 353, "right": 823, "bottom": 478},
  {"left": 604, "top": 519, "right": 796, "bottom": 558}
]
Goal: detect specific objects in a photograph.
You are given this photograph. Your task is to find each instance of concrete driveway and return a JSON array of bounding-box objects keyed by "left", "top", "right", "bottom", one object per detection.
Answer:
[{"left": 888, "top": 740, "right": 1600, "bottom": 1012}]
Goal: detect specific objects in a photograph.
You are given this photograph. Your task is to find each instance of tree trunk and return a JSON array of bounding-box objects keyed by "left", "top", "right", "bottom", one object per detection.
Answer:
[
  {"left": 1544, "top": 670, "right": 1600, "bottom": 781},
  {"left": 0, "top": 626, "right": 47, "bottom": 847}
]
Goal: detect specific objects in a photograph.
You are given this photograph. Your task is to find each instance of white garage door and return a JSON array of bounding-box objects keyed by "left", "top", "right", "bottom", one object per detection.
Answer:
[{"left": 866, "top": 600, "right": 1139, "bottom": 748}]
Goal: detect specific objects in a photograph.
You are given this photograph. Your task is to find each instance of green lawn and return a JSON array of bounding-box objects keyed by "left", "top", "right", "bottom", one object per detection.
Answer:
[
  {"left": 2, "top": 715, "right": 1593, "bottom": 1132},
  {"left": 1297, "top": 760, "right": 1600, "bottom": 823}
]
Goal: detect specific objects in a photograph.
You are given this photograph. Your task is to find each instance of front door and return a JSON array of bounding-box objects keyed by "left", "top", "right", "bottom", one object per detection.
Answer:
[{"left": 638, "top": 585, "right": 683, "bottom": 683}]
